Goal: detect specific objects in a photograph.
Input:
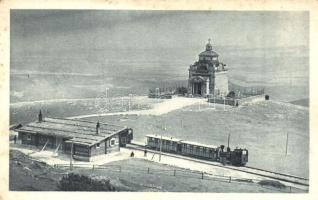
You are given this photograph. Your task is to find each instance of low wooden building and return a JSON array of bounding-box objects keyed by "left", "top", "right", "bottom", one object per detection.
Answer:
[{"left": 14, "top": 112, "right": 133, "bottom": 161}]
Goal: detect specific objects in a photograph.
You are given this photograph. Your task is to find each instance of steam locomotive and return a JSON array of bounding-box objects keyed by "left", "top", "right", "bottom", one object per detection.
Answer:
[{"left": 145, "top": 134, "right": 248, "bottom": 166}]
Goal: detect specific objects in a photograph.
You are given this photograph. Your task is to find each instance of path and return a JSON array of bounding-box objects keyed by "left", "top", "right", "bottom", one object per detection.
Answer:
[{"left": 68, "top": 96, "right": 207, "bottom": 119}]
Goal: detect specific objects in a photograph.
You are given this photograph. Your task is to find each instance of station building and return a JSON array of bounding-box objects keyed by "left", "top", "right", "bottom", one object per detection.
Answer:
[{"left": 14, "top": 111, "right": 133, "bottom": 161}]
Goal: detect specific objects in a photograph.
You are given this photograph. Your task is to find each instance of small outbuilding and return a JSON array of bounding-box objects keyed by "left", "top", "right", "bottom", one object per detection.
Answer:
[{"left": 14, "top": 111, "right": 133, "bottom": 161}]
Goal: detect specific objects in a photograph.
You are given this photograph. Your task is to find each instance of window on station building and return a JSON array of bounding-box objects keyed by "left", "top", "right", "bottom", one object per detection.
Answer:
[
  {"left": 26, "top": 134, "right": 31, "bottom": 140},
  {"left": 96, "top": 143, "right": 100, "bottom": 148},
  {"left": 110, "top": 139, "right": 115, "bottom": 146}
]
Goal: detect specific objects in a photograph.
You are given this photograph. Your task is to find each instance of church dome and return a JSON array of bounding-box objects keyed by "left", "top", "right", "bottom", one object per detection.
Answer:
[
  {"left": 199, "top": 50, "right": 219, "bottom": 57},
  {"left": 199, "top": 39, "right": 219, "bottom": 57}
]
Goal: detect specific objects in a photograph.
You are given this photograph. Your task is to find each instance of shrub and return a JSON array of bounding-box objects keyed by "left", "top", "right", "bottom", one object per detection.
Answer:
[
  {"left": 258, "top": 180, "right": 286, "bottom": 189},
  {"left": 176, "top": 87, "right": 188, "bottom": 95},
  {"left": 58, "top": 173, "right": 115, "bottom": 191}
]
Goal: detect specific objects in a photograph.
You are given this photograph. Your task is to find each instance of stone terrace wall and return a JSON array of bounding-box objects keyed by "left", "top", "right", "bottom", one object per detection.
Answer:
[{"left": 208, "top": 94, "right": 266, "bottom": 106}]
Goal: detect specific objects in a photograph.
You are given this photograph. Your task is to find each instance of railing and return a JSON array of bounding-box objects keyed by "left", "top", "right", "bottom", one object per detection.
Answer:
[{"left": 54, "top": 163, "right": 301, "bottom": 193}]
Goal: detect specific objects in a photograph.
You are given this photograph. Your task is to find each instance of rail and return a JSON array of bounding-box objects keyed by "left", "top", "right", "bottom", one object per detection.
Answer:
[{"left": 127, "top": 143, "right": 309, "bottom": 187}]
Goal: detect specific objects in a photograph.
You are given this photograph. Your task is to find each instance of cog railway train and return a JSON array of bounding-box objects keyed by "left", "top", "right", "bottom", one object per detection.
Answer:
[{"left": 145, "top": 134, "right": 248, "bottom": 166}]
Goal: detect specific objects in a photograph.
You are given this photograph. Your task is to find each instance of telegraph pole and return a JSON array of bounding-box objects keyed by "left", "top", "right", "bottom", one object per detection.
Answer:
[
  {"left": 223, "top": 94, "right": 226, "bottom": 111},
  {"left": 285, "top": 109, "right": 289, "bottom": 156},
  {"left": 121, "top": 97, "right": 124, "bottom": 110},
  {"left": 227, "top": 134, "right": 231, "bottom": 148},
  {"left": 128, "top": 93, "right": 132, "bottom": 111},
  {"left": 285, "top": 132, "right": 289, "bottom": 156},
  {"left": 70, "top": 141, "right": 74, "bottom": 171},
  {"left": 159, "top": 135, "right": 162, "bottom": 162}
]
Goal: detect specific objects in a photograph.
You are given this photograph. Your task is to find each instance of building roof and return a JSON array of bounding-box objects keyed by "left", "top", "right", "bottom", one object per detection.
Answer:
[
  {"left": 146, "top": 134, "right": 182, "bottom": 142},
  {"left": 181, "top": 140, "right": 217, "bottom": 149},
  {"left": 14, "top": 117, "right": 127, "bottom": 147},
  {"left": 199, "top": 50, "right": 219, "bottom": 57}
]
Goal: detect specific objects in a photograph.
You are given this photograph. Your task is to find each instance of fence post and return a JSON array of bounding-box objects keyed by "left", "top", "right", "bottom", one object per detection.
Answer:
[
  {"left": 147, "top": 167, "right": 150, "bottom": 174},
  {"left": 201, "top": 172, "right": 204, "bottom": 179},
  {"left": 174, "top": 170, "right": 176, "bottom": 176},
  {"left": 289, "top": 186, "right": 292, "bottom": 193},
  {"left": 92, "top": 165, "right": 95, "bottom": 170},
  {"left": 119, "top": 166, "right": 121, "bottom": 172},
  {"left": 229, "top": 176, "right": 231, "bottom": 183}
]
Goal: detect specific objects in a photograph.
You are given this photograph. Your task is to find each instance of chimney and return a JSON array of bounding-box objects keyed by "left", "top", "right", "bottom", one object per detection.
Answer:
[
  {"left": 96, "top": 121, "right": 100, "bottom": 135},
  {"left": 38, "top": 110, "right": 43, "bottom": 122}
]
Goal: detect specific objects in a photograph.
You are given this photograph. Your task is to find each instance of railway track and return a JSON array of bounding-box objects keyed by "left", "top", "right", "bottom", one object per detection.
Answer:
[{"left": 126, "top": 143, "right": 309, "bottom": 188}]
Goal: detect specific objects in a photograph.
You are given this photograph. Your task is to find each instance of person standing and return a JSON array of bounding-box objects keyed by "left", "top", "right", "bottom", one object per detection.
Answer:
[{"left": 144, "top": 149, "right": 147, "bottom": 157}]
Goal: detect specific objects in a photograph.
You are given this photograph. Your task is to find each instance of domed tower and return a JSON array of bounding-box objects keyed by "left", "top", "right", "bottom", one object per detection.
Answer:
[{"left": 188, "top": 39, "right": 228, "bottom": 97}]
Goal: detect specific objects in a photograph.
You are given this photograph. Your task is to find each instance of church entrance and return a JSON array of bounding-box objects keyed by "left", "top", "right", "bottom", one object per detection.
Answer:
[{"left": 193, "top": 82, "right": 202, "bottom": 95}]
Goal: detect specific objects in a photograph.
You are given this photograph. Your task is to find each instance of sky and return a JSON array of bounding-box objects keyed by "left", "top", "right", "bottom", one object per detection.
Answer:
[
  {"left": 11, "top": 10, "right": 308, "bottom": 53},
  {"left": 9, "top": 10, "right": 309, "bottom": 101}
]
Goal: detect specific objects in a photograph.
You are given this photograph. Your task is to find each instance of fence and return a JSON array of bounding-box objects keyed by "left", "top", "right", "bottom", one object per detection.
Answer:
[{"left": 54, "top": 163, "right": 300, "bottom": 193}]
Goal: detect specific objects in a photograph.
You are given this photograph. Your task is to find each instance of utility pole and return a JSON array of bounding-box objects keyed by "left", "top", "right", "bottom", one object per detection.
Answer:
[
  {"left": 70, "top": 141, "right": 74, "bottom": 171},
  {"left": 159, "top": 135, "right": 162, "bottom": 162},
  {"left": 128, "top": 93, "right": 132, "bottom": 111},
  {"left": 285, "top": 110, "right": 289, "bottom": 156},
  {"left": 227, "top": 134, "right": 231, "bottom": 148},
  {"left": 285, "top": 132, "right": 289, "bottom": 156},
  {"left": 223, "top": 94, "right": 226, "bottom": 111},
  {"left": 121, "top": 97, "right": 124, "bottom": 110},
  {"left": 105, "top": 88, "right": 109, "bottom": 111}
]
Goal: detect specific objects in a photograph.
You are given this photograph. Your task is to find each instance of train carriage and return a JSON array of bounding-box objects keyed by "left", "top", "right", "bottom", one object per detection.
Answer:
[
  {"left": 180, "top": 141, "right": 217, "bottom": 160},
  {"left": 146, "top": 134, "right": 180, "bottom": 153},
  {"left": 145, "top": 134, "right": 248, "bottom": 166}
]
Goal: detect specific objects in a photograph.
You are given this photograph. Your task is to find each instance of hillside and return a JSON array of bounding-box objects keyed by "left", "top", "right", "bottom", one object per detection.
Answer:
[
  {"left": 84, "top": 100, "right": 309, "bottom": 178},
  {"left": 290, "top": 98, "right": 309, "bottom": 107}
]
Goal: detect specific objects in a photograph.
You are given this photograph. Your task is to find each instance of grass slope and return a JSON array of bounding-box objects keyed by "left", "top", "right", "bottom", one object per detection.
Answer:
[{"left": 85, "top": 100, "right": 309, "bottom": 178}]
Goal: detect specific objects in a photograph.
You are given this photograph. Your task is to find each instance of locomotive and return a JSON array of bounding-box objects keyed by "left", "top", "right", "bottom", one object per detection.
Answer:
[{"left": 145, "top": 134, "right": 248, "bottom": 166}]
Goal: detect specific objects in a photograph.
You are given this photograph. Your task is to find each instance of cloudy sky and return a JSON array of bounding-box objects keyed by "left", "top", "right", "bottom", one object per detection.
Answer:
[
  {"left": 10, "top": 10, "right": 309, "bottom": 76},
  {"left": 11, "top": 10, "right": 308, "bottom": 51},
  {"left": 10, "top": 10, "right": 309, "bottom": 101}
]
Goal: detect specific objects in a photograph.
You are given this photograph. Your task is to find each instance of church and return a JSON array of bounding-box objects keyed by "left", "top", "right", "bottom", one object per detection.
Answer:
[{"left": 188, "top": 39, "right": 229, "bottom": 97}]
